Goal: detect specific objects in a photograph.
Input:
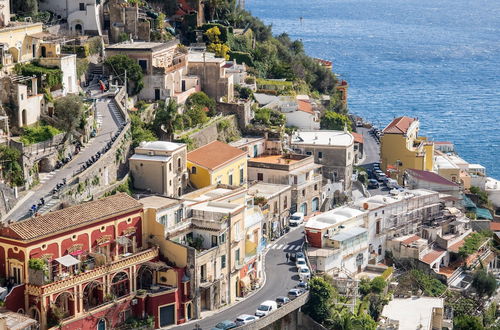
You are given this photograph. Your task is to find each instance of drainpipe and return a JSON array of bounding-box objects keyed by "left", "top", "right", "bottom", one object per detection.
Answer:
[{"left": 227, "top": 214, "right": 232, "bottom": 304}]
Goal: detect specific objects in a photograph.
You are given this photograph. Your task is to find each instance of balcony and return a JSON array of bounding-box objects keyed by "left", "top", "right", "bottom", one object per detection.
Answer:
[{"left": 25, "top": 247, "right": 159, "bottom": 296}]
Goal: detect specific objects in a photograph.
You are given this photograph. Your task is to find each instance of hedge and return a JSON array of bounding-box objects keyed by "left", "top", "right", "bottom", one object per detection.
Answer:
[
  {"left": 62, "top": 44, "right": 90, "bottom": 58},
  {"left": 16, "top": 63, "right": 62, "bottom": 89},
  {"left": 201, "top": 23, "right": 233, "bottom": 43},
  {"left": 229, "top": 51, "right": 254, "bottom": 66}
]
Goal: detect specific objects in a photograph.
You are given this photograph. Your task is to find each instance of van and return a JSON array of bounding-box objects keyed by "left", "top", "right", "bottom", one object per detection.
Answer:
[
  {"left": 386, "top": 178, "right": 398, "bottom": 189},
  {"left": 289, "top": 212, "right": 304, "bottom": 226},
  {"left": 255, "top": 300, "right": 278, "bottom": 317}
]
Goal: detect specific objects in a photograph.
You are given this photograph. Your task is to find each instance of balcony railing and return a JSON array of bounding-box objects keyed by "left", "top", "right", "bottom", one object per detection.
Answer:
[{"left": 25, "top": 247, "right": 159, "bottom": 296}]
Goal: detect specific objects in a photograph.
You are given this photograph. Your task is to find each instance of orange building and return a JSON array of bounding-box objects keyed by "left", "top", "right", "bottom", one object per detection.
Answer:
[{"left": 0, "top": 193, "right": 193, "bottom": 329}]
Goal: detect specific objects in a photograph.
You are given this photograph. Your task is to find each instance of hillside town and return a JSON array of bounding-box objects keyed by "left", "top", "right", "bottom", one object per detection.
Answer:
[{"left": 0, "top": 0, "right": 497, "bottom": 330}]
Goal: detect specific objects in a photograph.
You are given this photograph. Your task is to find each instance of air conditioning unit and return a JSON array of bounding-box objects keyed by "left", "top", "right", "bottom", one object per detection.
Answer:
[{"left": 131, "top": 299, "right": 138, "bottom": 305}]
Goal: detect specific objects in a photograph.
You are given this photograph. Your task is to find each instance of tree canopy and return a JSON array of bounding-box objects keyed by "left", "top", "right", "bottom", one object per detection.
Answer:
[
  {"left": 320, "top": 111, "right": 351, "bottom": 131},
  {"left": 472, "top": 270, "right": 497, "bottom": 298},
  {"left": 0, "top": 146, "right": 24, "bottom": 187},
  {"left": 185, "top": 92, "right": 216, "bottom": 116},
  {"left": 104, "top": 55, "right": 144, "bottom": 95},
  {"left": 54, "top": 94, "right": 85, "bottom": 141}
]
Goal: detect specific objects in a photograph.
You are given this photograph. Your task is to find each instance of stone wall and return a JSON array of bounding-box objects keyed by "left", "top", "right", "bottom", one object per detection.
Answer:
[
  {"left": 175, "top": 115, "right": 240, "bottom": 150},
  {"left": 217, "top": 100, "right": 253, "bottom": 130}
]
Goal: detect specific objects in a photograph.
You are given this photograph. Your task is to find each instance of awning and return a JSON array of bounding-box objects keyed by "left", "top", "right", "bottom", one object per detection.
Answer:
[
  {"left": 240, "top": 276, "right": 251, "bottom": 288},
  {"left": 70, "top": 250, "right": 85, "bottom": 256},
  {"left": 55, "top": 255, "right": 80, "bottom": 267}
]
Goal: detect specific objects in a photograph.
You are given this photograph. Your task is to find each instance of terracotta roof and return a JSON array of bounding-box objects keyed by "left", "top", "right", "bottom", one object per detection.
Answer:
[
  {"left": 448, "top": 239, "right": 465, "bottom": 253},
  {"left": 420, "top": 248, "right": 446, "bottom": 264},
  {"left": 352, "top": 132, "right": 364, "bottom": 144},
  {"left": 297, "top": 100, "right": 314, "bottom": 114},
  {"left": 405, "top": 168, "right": 458, "bottom": 187},
  {"left": 187, "top": 141, "right": 246, "bottom": 171},
  {"left": 382, "top": 116, "right": 416, "bottom": 134},
  {"left": 402, "top": 235, "right": 421, "bottom": 245},
  {"left": 490, "top": 222, "right": 500, "bottom": 232},
  {"left": 0, "top": 193, "right": 142, "bottom": 241}
]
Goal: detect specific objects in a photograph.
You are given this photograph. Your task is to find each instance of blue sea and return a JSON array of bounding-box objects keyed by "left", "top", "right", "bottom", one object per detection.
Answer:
[{"left": 247, "top": 0, "right": 500, "bottom": 179}]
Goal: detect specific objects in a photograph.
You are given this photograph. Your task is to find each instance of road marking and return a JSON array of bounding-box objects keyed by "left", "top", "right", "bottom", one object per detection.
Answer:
[
  {"left": 294, "top": 245, "right": 302, "bottom": 251},
  {"left": 276, "top": 244, "right": 284, "bottom": 250}
]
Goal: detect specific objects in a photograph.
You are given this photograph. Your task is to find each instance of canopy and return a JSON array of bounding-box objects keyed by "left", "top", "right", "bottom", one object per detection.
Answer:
[{"left": 55, "top": 254, "right": 80, "bottom": 267}]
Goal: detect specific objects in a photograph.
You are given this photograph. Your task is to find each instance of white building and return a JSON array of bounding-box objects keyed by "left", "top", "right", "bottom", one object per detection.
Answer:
[{"left": 39, "top": 0, "right": 102, "bottom": 35}]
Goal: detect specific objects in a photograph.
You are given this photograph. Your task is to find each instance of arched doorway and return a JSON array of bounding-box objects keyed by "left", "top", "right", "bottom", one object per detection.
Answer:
[
  {"left": 312, "top": 197, "right": 319, "bottom": 212},
  {"left": 74, "top": 24, "right": 83, "bottom": 35},
  {"left": 136, "top": 266, "right": 154, "bottom": 290},
  {"left": 186, "top": 303, "right": 192, "bottom": 320},
  {"left": 83, "top": 281, "right": 103, "bottom": 310},
  {"left": 300, "top": 202, "right": 307, "bottom": 216},
  {"left": 111, "top": 272, "right": 129, "bottom": 298},
  {"left": 8, "top": 47, "right": 19, "bottom": 63},
  {"left": 53, "top": 292, "right": 74, "bottom": 319},
  {"left": 235, "top": 277, "right": 239, "bottom": 297},
  {"left": 97, "top": 318, "right": 106, "bottom": 330}
]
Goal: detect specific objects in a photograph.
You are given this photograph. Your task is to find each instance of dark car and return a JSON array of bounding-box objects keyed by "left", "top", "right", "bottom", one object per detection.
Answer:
[
  {"left": 211, "top": 320, "right": 237, "bottom": 330},
  {"left": 368, "top": 179, "right": 379, "bottom": 189},
  {"left": 290, "top": 251, "right": 305, "bottom": 262},
  {"left": 276, "top": 296, "right": 291, "bottom": 307},
  {"left": 297, "top": 281, "right": 309, "bottom": 290}
]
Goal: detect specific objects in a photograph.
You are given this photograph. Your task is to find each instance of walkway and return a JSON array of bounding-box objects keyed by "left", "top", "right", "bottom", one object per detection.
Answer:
[{"left": 5, "top": 97, "right": 124, "bottom": 221}]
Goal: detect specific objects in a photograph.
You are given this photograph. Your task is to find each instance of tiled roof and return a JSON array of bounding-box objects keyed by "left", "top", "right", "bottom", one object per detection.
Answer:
[
  {"left": 187, "top": 141, "right": 246, "bottom": 171},
  {"left": 406, "top": 168, "right": 458, "bottom": 186},
  {"left": 448, "top": 239, "right": 465, "bottom": 253},
  {"left": 420, "top": 248, "right": 446, "bottom": 264},
  {"left": 297, "top": 100, "right": 314, "bottom": 114},
  {"left": 402, "top": 235, "right": 421, "bottom": 245},
  {"left": 490, "top": 222, "right": 500, "bottom": 232},
  {"left": 352, "top": 132, "right": 364, "bottom": 144},
  {"left": 0, "top": 193, "right": 142, "bottom": 241},
  {"left": 382, "top": 116, "right": 416, "bottom": 134}
]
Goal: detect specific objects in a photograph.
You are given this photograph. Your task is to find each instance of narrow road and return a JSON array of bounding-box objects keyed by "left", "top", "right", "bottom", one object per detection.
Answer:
[
  {"left": 175, "top": 226, "right": 306, "bottom": 330},
  {"left": 357, "top": 127, "right": 380, "bottom": 165},
  {"left": 6, "top": 97, "right": 124, "bottom": 221}
]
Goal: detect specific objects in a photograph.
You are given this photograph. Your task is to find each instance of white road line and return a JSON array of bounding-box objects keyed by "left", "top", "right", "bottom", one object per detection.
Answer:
[
  {"left": 268, "top": 244, "right": 274, "bottom": 249},
  {"left": 294, "top": 245, "right": 302, "bottom": 251},
  {"left": 276, "top": 244, "right": 284, "bottom": 250}
]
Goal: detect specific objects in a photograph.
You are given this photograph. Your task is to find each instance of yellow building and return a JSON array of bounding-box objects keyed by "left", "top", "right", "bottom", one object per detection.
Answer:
[
  {"left": 380, "top": 116, "right": 434, "bottom": 183},
  {"left": 187, "top": 140, "right": 247, "bottom": 189}
]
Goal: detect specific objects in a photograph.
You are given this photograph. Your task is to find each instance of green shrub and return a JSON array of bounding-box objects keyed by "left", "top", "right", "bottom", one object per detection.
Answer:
[
  {"left": 459, "top": 232, "right": 488, "bottom": 259},
  {"left": 370, "top": 277, "right": 387, "bottom": 294},
  {"left": 20, "top": 125, "right": 62, "bottom": 145},
  {"left": 28, "top": 258, "right": 46, "bottom": 271},
  {"left": 15, "top": 63, "right": 62, "bottom": 89},
  {"left": 381, "top": 267, "right": 394, "bottom": 280}
]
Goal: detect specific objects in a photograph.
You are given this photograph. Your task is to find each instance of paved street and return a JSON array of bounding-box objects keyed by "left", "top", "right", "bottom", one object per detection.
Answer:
[
  {"left": 176, "top": 226, "right": 306, "bottom": 330},
  {"left": 357, "top": 126, "right": 380, "bottom": 166},
  {"left": 6, "top": 97, "right": 124, "bottom": 221}
]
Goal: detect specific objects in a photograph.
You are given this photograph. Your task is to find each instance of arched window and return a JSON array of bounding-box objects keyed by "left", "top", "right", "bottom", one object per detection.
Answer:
[
  {"left": 136, "top": 266, "right": 154, "bottom": 290},
  {"left": 378, "top": 245, "right": 382, "bottom": 255},
  {"left": 97, "top": 318, "right": 106, "bottom": 330},
  {"left": 111, "top": 272, "right": 129, "bottom": 298},
  {"left": 83, "top": 281, "right": 103, "bottom": 310}
]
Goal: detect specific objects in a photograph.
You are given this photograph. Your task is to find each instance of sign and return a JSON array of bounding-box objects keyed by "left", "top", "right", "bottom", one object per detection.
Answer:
[{"left": 356, "top": 253, "right": 364, "bottom": 266}]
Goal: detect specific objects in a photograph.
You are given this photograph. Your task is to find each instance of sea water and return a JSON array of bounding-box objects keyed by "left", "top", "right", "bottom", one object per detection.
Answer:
[{"left": 247, "top": 0, "right": 500, "bottom": 179}]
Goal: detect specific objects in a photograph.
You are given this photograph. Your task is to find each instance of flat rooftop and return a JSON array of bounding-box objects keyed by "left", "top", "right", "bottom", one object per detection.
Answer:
[
  {"left": 382, "top": 296, "right": 444, "bottom": 330},
  {"left": 106, "top": 40, "right": 178, "bottom": 51},
  {"left": 139, "top": 195, "right": 180, "bottom": 210},
  {"left": 248, "top": 182, "right": 291, "bottom": 198},
  {"left": 188, "top": 51, "right": 226, "bottom": 63},
  {"left": 250, "top": 154, "right": 303, "bottom": 165},
  {"left": 291, "top": 130, "right": 354, "bottom": 147},
  {"left": 229, "top": 136, "right": 265, "bottom": 148}
]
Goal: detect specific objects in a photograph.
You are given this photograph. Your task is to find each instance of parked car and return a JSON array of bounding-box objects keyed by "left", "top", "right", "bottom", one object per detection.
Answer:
[
  {"left": 386, "top": 178, "right": 398, "bottom": 189},
  {"left": 298, "top": 266, "right": 311, "bottom": 281},
  {"left": 296, "top": 257, "right": 307, "bottom": 269},
  {"left": 276, "top": 296, "right": 291, "bottom": 307},
  {"left": 297, "top": 281, "right": 309, "bottom": 290},
  {"left": 289, "top": 212, "right": 305, "bottom": 226},
  {"left": 376, "top": 173, "right": 387, "bottom": 182},
  {"left": 290, "top": 251, "right": 304, "bottom": 262},
  {"left": 367, "top": 179, "right": 379, "bottom": 189},
  {"left": 235, "top": 314, "right": 257, "bottom": 326},
  {"left": 288, "top": 288, "right": 304, "bottom": 300},
  {"left": 255, "top": 300, "right": 278, "bottom": 317},
  {"left": 211, "top": 320, "right": 237, "bottom": 330}
]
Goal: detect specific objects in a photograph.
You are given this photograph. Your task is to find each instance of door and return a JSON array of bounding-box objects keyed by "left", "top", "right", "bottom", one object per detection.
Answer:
[
  {"left": 159, "top": 305, "right": 175, "bottom": 327},
  {"left": 253, "top": 145, "right": 258, "bottom": 157},
  {"left": 312, "top": 197, "right": 319, "bottom": 212},
  {"left": 300, "top": 203, "right": 307, "bottom": 216},
  {"left": 155, "top": 89, "right": 161, "bottom": 100}
]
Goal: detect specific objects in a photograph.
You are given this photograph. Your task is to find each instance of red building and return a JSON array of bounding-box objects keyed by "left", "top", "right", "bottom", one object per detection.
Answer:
[{"left": 0, "top": 193, "right": 193, "bottom": 329}]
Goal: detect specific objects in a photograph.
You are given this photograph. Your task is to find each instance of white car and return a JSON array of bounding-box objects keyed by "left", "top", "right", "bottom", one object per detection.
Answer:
[
  {"left": 288, "top": 288, "right": 304, "bottom": 300},
  {"left": 235, "top": 314, "right": 257, "bottom": 326},
  {"left": 298, "top": 266, "right": 311, "bottom": 281},
  {"left": 289, "top": 212, "right": 304, "bottom": 226},
  {"left": 295, "top": 257, "right": 307, "bottom": 269},
  {"left": 255, "top": 300, "right": 277, "bottom": 317}
]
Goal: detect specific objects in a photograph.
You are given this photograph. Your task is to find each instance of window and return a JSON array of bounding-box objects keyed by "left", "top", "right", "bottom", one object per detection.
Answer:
[
  {"left": 257, "top": 173, "right": 263, "bottom": 181},
  {"left": 240, "top": 167, "right": 244, "bottom": 184},
  {"left": 302, "top": 189, "right": 305, "bottom": 197},
  {"left": 221, "top": 255, "right": 226, "bottom": 269},
  {"left": 79, "top": 2, "right": 85, "bottom": 10},
  {"left": 274, "top": 201, "right": 278, "bottom": 212},
  {"left": 177, "top": 158, "right": 181, "bottom": 169},
  {"left": 175, "top": 209, "right": 183, "bottom": 223},
  {"left": 318, "top": 151, "right": 323, "bottom": 158},
  {"left": 138, "top": 59, "right": 148, "bottom": 73},
  {"left": 169, "top": 180, "right": 172, "bottom": 186},
  {"left": 314, "top": 184, "right": 318, "bottom": 191},
  {"left": 228, "top": 174, "right": 233, "bottom": 186},
  {"left": 284, "top": 196, "right": 288, "bottom": 209},
  {"left": 191, "top": 167, "right": 197, "bottom": 174},
  {"left": 306, "top": 151, "right": 312, "bottom": 156},
  {"left": 211, "top": 235, "right": 218, "bottom": 247},
  {"left": 294, "top": 176, "right": 298, "bottom": 185},
  {"left": 219, "top": 233, "right": 226, "bottom": 244},
  {"left": 159, "top": 214, "right": 168, "bottom": 225},
  {"left": 169, "top": 163, "right": 172, "bottom": 171},
  {"left": 235, "top": 249, "right": 240, "bottom": 264},
  {"left": 376, "top": 221, "right": 381, "bottom": 235}
]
